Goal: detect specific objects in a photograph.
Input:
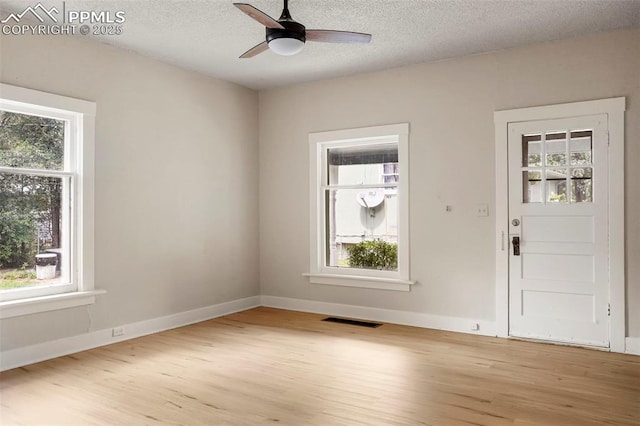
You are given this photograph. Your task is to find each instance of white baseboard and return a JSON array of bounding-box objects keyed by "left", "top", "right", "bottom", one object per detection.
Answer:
[
  {"left": 9, "top": 294, "right": 631, "bottom": 372},
  {"left": 260, "top": 295, "right": 497, "bottom": 337},
  {"left": 0, "top": 296, "right": 260, "bottom": 372},
  {"left": 626, "top": 337, "right": 640, "bottom": 355}
]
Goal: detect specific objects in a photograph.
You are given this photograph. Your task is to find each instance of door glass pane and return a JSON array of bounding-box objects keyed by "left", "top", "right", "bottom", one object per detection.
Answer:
[
  {"left": 325, "top": 188, "right": 397, "bottom": 270},
  {"left": 571, "top": 167, "right": 592, "bottom": 203},
  {"left": 0, "top": 173, "right": 69, "bottom": 291},
  {"left": 0, "top": 111, "right": 65, "bottom": 171},
  {"left": 570, "top": 130, "right": 592, "bottom": 165},
  {"left": 522, "top": 134, "right": 542, "bottom": 167},
  {"left": 545, "top": 132, "right": 567, "bottom": 166},
  {"left": 546, "top": 168, "right": 567, "bottom": 203},
  {"left": 523, "top": 170, "right": 542, "bottom": 203}
]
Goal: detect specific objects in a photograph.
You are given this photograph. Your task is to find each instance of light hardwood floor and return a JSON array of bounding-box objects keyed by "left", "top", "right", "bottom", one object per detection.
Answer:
[{"left": 1, "top": 307, "right": 638, "bottom": 425}]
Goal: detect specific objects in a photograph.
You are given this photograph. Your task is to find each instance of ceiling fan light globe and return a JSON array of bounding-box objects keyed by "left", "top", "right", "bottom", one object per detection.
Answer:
[{"left": 268, "top": 37, "right": 304, "bottom": 56}]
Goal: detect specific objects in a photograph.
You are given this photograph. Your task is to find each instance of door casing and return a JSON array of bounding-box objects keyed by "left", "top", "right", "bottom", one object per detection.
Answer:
[{"left": 494, "top": 98, "right": 626, "bottom": 352}]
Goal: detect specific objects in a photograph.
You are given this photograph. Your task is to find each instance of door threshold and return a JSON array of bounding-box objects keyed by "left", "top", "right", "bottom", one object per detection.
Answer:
[{"left": 508, "top": 336, "right": 610, "bottom": 352}]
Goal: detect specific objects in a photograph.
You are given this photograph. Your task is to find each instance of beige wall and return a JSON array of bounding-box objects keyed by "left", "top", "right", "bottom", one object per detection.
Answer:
[
  {"left": 0, "top": 28, "right": 637, "bottom": 355},
  {"left": 0, "top": 34, "right": 260, "bottom": 349},
  {"left": 259, "top": 29, "right": 640, "bottom": 336}
]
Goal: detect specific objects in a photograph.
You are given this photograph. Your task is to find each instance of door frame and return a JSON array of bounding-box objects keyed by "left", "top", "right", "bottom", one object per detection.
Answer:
[{"left": 494, "top": 98, "right": 626, "bottom": 352}]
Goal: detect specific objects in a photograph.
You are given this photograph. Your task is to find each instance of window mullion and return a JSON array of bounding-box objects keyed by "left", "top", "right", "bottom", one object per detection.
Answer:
[
  {"left": 322, "top": 183, "right": 398, "bottom": 190},
  {"left": 0, "top": 166, "right": 74, "bottom": 178}
]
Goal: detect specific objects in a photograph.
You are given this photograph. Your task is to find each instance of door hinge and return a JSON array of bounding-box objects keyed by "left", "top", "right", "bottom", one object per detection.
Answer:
[
  {"left": 607, "top": 131, "right": 610, "bottom": 147},
  {"left": 608, "top": 303, "right": 611, "bottom": 316}
]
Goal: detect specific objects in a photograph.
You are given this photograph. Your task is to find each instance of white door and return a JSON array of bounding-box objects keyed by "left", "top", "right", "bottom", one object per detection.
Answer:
[{"left": 508, "top": 115, "right": 609, "bottom": 347}]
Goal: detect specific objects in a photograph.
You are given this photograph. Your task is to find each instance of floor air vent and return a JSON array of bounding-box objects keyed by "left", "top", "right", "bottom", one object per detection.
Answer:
[{"left": 322, "top": 317, "right": 382, "bottom": 328}]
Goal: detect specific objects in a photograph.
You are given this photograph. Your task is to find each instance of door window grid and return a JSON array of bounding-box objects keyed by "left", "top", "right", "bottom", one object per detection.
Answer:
[{"left": 521, "top": 130, "right": 593, "bottom": 204}]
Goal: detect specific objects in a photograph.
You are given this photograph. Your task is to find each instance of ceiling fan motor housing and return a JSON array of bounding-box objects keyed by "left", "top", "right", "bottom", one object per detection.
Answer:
[
  {"left": 266, "top": 20, "right": 306, "bottom": 44},
  {"left": 233, "top": 1, "right": 372, "bottom": 58}
]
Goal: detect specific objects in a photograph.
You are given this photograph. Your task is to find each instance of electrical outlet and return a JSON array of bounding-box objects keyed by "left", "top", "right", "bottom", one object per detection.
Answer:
[
  {"left": 112, "top": 326, "right": 124, "bottom": 337},
  {"left": 476, "top": 204, "right": 489, "bottom": 217},
  {"left": 470, "top": 322, "right": 480, "bottom": 331}
]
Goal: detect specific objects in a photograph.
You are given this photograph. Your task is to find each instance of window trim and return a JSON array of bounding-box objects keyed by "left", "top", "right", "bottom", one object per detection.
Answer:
[
  {"left": 307, "top": 123, "right": 413, "bottom": 291},
  {"left": 0, "top": 83, "right": 101, "bottom": 318}
]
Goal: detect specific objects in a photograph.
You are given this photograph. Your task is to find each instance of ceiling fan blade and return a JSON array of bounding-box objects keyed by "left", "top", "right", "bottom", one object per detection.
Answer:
[
  {"left": 239, "top": 41, "right": 269, "bottom": 58},
  {"left": 233, "top": 3, "right": 284, "bottom": 29},
  {"left": 306, "top": 30, "right": 372, "bottom": 44}
]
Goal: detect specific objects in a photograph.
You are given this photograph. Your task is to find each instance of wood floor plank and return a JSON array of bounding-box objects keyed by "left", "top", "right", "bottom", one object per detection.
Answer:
[{"left": 1, "top": 307, "right": 638, "bottom": 425}]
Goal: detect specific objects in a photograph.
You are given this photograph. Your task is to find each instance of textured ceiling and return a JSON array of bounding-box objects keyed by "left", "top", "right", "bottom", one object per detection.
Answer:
[{"left": 1, "top": 0, "right": 639, "bottom": 90}]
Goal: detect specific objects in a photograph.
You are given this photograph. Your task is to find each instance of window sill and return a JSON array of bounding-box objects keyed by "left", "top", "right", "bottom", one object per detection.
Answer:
[
  {"left": 0, "top": 290, "right": 106, "bottom": 319},
  {"left": 303, "top": 273, "right": 415, "bottom": 292}
]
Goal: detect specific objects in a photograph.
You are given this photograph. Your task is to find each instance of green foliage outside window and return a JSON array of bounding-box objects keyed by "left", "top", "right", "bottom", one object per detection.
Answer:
[
  {"left": 0, "top": 211, "right": 36, "bottom": 268},
  {"left": 346, "top": 240, "right": 397, "bottom": 271},
  {"left": 0, "top": 111, "right": 64, "bottom": 269}
]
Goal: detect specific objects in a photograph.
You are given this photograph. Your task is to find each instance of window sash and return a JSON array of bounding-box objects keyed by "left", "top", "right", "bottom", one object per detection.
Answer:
[
  {"left": 0, "top": 166, "right": 74, "bottom": 178},
  {"left": 0, "top": 282, "right": 76, "bottom": 302},
  {"left": 321, "top": 183, "right": 398, "bottom": 190},
  {"left": 319, "top": 185, "right": 400, "bottom": 278}
]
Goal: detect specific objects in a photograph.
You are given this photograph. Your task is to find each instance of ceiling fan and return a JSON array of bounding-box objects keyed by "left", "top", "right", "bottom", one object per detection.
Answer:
[{"left": 233, "top": 0, "right": 372, "bottom": 58}]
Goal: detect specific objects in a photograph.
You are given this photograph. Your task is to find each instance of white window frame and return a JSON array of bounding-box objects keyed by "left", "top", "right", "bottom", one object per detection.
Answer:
[
  {"left": 0, "top": 84, "right": 103, "bottom": 319},
  {"left": 305, "top": 123, "right": 414, "bottom": 291}
]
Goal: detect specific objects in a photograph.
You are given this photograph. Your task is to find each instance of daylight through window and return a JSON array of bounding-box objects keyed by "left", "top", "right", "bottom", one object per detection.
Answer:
[
  {"left": 0, "top": 84, "right": 96, "bottom": 310},
  {"left": 0, "top": 111, "right": 73, "bottom": 299},
  {"left": 308, "top": 123, "right": 411, "bottom": 291},
  {"left": 326, "top": 144, "right": 399, "bottom": 271}
]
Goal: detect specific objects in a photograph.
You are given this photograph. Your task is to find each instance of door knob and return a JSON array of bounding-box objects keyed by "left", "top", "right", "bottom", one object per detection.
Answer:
[{"left": 512, "top": 236, "right": 520, "bottom": 256}]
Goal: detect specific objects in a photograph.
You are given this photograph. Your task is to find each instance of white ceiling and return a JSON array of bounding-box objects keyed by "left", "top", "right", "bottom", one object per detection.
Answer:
[{"left": 2, "top": 0, "right": 639, "bottom": 90}]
